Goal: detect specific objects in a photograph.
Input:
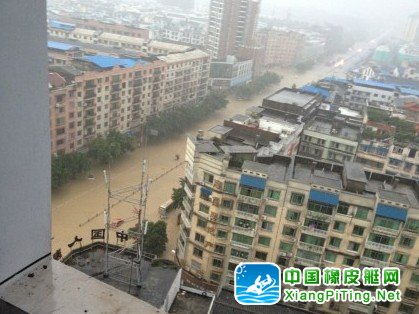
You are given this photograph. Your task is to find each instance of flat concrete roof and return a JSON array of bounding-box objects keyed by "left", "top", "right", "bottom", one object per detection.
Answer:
[{"left": 266, "top": 89, "right": 317, "bottom": 108}]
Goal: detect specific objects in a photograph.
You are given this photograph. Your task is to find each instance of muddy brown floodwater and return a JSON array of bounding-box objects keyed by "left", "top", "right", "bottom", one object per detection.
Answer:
[{"left": 51, "top": 67, "right": 334, "bottom": 259}]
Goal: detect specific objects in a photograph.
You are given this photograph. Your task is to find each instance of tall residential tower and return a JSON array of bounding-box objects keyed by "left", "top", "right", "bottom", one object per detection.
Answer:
[{"left": 206, "top": 0, "right": 260, "bottom": 60}]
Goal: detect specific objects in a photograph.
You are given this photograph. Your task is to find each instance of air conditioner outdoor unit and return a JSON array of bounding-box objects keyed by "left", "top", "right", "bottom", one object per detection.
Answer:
[{"left": 261, "top": 215, "right": 267, "bottom": 220}]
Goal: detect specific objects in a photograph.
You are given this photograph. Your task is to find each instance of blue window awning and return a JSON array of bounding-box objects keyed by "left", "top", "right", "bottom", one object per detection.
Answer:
[
  {"left": 376, "top": 203, "right": 407, "bottom": 222},
  {"left": 240, "top": 174, "right": 266, "bottom": 190},
  {"left": 309, "top": 190, "right": 339, "bottom": 206},
  {"left": 200, "top": 186, "right": 212, "bottom": 196}
]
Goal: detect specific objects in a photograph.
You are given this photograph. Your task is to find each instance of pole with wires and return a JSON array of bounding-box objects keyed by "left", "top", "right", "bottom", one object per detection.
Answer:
[{"left": 103, "top": 169, "right": 111, "bottom": 278}]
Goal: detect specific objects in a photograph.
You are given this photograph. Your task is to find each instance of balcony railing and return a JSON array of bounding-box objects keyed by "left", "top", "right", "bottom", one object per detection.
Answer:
[
  {"left": 306, "top": 210, "right": 333, "bottom": 222},
  {"left": 372, "top": 225, "right": 400, "bottom": 236},
  {"left": 360, "top": 256, "right": 389, "bottom": 268},
  {"left": 182, "top": 198, "right": 192, "bottom": 214},
  {"left": 233, "top": 226, "right": 255, "bottom": 237},
  {"left": 365, "top": 241, "right": 395, "bottom": 254},
  {"left": 294, "top": 256, "right": 322, "bottom": 267},
  {"left": 180, "top": 211, "right": 191, "bottom": 229},
  {"left": 184, "top": 184, "right": 194, "bottom": 199},
  {"left": 301, "top": 225, "right": 328, "bottom": 237},
  {"left": 235, "top": 210, "right": 259, "bottom": 221},
  {"left": 298, "top": 242, "right": 324, "bottom": 254},
  {"left": 231, "top": 241, "right": 252, "bottom": 250},
  {"left": 237, "top": 194, "right": 262, "bottom": 206}
]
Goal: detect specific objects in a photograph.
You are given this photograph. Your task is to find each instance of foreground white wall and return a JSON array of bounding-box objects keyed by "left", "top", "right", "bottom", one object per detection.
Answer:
[{"left": 0, "top": 0, "right": 51, "bottom": 284}]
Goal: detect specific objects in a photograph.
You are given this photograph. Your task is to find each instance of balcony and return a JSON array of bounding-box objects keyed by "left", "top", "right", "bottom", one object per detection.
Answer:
[
  {"left": 301, "top": 225, "right": 328, "bottom": 237},
  {"left": 182, "top": 198, "right": 192, "bottom": 214},
  {"left": 372, "top": 225, "right": 400, "bottom": 236},
  {"left": 184, "top": 183, "right": 194, "bottom": 199},
  {"left": 231, "top": 241, "right": 252, "bottom": 250},
  {"left": 294, "top": 256, "right": 322, "bottom": 267},
  {"left": 365, "top": 240, "right": 395, "bottom": 254},
  {"left": 298, "top": 242, "right": 324, "bottom": 254},
  {"left": 306, "top": 210, "right": 332, "bottom": 222},
  {"left": 237, "top": 194, "right": 262, "bottom": 206},
  {"left": 233, "top": 226, "right": 255, "bottom": 237},
  {"left": 180, "top": 211, "right": 191, "bottom": 229},
  {"left": 235, "top": 210, "right": 259, "bottom": 221},
  {"left": 360, "top": 256, "right": 389, "bottom": 268}
]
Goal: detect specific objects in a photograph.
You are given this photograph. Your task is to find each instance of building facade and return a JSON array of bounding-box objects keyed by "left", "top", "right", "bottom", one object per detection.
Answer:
[
  {"left": 206, "top": 0, "right": 260, "bottom": 60},
  {"left": 176, "top": 138, "right": 419, "bottom": 314},
  {"left": 209, "top": 55, "right": 253, "bottom": 89}
]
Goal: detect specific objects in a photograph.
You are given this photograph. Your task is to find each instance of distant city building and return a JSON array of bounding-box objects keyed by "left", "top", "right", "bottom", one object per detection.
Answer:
[
  {"left": 404, "top": 12, "right": 419, "bottom": 44},
  {"left": 153, "top": 16, "right": 206, "bottom": 46},
  {"left": 372, "top": 45, "right": 392, "bottom": 64},
  {"left": 207, "top": 0, "right": 260, "bottom": 60},
  {"left": 397, "top": 44, "right": 419, "bottom": 64},
  {"left": 159, "top": 0, "right": 195, "bottom": 10},
  {"left": 256, "top": 28, "right": 304, "bottom": 67},
  {"left": 209, "top": 55, "right": 253, "bottom": 90}
]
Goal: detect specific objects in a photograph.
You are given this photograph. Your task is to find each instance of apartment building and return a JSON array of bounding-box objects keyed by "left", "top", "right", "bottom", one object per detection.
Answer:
[
  {"left": 357, "top": 140, "right": 419, "bottom": 179},
  {"left": 207, "top": 0, "right": 260, "bottom": 60},
  {"left": 157, "top": 50, "right": 210, "bottom": 110},
  {"left": 256, "top": 28, "right": 304, "bottom": 67},
  {"left": 48, "top": 41, "right": 83, "bottom": 65},
  {"left": 298, "top": 117, "right": 360, "bottom": 164},
  {"left": 209, "top": 55, "right": 253, "bottom": 89},
  {"left": 176, "top": 135, "right": 419, "bottom": 313},
  {"left": 48, "top": 72, "right": 80, "bottom": 155}
]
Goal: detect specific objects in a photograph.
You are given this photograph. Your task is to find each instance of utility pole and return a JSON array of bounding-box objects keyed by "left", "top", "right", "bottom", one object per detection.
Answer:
[{"left": 103, "top": 169, "right": 111, "bottom": 277}]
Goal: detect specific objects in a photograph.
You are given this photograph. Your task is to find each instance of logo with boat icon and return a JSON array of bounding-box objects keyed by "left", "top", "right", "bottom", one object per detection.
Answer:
[{"left": 234, "top": 262, "right": 281, "bottom": 305}]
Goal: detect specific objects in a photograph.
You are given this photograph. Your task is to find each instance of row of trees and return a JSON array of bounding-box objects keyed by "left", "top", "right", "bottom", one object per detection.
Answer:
[
  {"left": 295, "top": 60, "right": 315, "bottom": 73},
  {"left": 51, "top": 152, "right": 91, "bottom": 189},
  {"left": 232, "top": 72, "right": 281, "bottom": 100},
  {"left": 52, "top": 131, "right": 136, "bottom": 189},
  {"left": 146, "top": 92, "right": 228, "bottom": 141}
]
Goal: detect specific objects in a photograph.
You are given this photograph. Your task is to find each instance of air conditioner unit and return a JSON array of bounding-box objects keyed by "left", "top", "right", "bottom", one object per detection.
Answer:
[
  {"left": 261, "top": 215, "right": 267, "bottom": 220},
  {"left": 279, "top": 252, "right": 287, "bottom": 257}
]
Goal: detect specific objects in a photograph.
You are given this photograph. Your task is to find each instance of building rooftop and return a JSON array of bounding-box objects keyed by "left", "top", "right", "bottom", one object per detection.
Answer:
[
  {"left": 82, "top": 55, "right": 147, "bottom": 68},
  {"left": 63, "top": 242, "right": 180, "bottom": 310},
  {"left": 157, "top": 49, "right": 208, "bottom": 63},
  {"left": 148, "top": 40, "right": 190, "bottom": 52},
  {"left": 220, "top": 145, "right": 257, "bottom": 154},
  {"left": 306, "top": 118, "right": 360, "bottom": 141},
  {"left": 0, "top": 258, "right": 160, "bottom": 314},
  {"left": 344, "top": 161, "right": 368, "bottom": 183},
  {"left": 208, "top": 125, "right": 233, "bottom": 136},
  {"left": 212, "top": 289, "right": 309, "bottom": 314},
  {"left": 48, "top": 40, "right": 79, "bottom": 51},
  {"left": 266, "top": 89, "right": 318, "bottom": 109}
]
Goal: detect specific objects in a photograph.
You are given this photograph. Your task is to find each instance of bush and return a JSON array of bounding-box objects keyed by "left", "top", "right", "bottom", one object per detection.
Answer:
[{"left": 88, "top": 130, "right": 135, "bottom": 164}]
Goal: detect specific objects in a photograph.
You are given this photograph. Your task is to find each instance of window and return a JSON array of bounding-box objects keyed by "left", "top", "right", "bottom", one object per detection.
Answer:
[
  {"left": 210, "top": 272, "right": 221, "bottom": 282},
  {"left": 325, "top": 251, "right": 337, "bottom": 262},
  {"left": 195, "top": 233, "right": 205, "bottom": 243},
  {"left": 277, "top": 257, "right": 289, "bottom": 266},
  {"left": 240, "top": 186, "right": 263, "bottom": 199},
  {"left": 279, "top": 241, "right": 293, "bottom": 252},
  {"left": 231, "top": 248, "right": 249, "bottom": 259},
  {"left": 219, "top": 215, "right": 230, "bottom": 225},
  {"left": 267, "top": 189, "right": 280, "bottom": 200},
  {"left": 393, "top": 252, "right": 409, "bottom": 265},
  {"left": 296, "top": 249, "right": 321, "bottom": 262},
  {"left": 308, "top": 201, "right": 334, "bottom": 215},
  {"left": 232, "top": 233, "right": 253, "bottom": 245},
  {"left": 290, "top": 193, "right": 305, "bottom": 205},
  {"left": 193, "top": 247, "right": 203, "bottom": 258},
  {"left": 199, "top": 203, "right": 209, "bottom": 214},
  {"left": 337, "top": 202, "right": 350, "bottom": 215},
  {"left": 216, "top": 230, "right": 228, "bottom": 239},
  {"left": 399, "top": 236, "right": 415, "bottom": 248},
  {"left": 203, "top": 172, "right": 214, "bottom": 183},
  {"left": 282, "top": 226, "right": 296, "bottom": 237},
  {"left": 363, "top": 249, "right": 389, "bottom": 262},
  {"left": 329, "top": 237, "right": 341, "bottom": 248},
  {"left": 300, "top": 234, "right": 325, "bottom": 247},
  {"left": 405, "top": 218, "right": 419, "bottom": 233},
  {"left": 255, "top": 251, "right": 267, "bottom": 261},
  {"left": 373, "top": 217, "right": 401, "bottom": 230},
  {"left": 221, "top": 199, "right": 233, "bottom": 209},
  {"left": 398, "top": 303, "right": 415, "bottom": 314},
  {"left": 212, "top": 258, "right": 223, "bottom": 268},
  {"left": 286, "top": 210, "right": 300, "bottom": 221},
  {"left": 352, "top": 225, "right": 365, "bottom": 236},
  {"left": 264, "top": 205, "right": 277, "bottom": 217},
  {"left": 404, "top": 288, "right": 419, "bottom": 300},
  {"left": 258, "top": 236, "right": 271, "bottom": 246},
  {"left": 223, "top": 182, "right": 236, "bottom": 194},
  {"left": 261, "top": 221, "right": 274, "bottom": 232},
  {"left": 191, "top": 260, "right": 201, "bottom": 271},
  {"left": 234, "top": 218, "right": 256, "bottom": 229},
  {"left": 343, "top": 256, "right": 355, "bottom": 266},
  {"left": 411, "top": 273, "right": 419, "bottom": 284},
  {"left": 355, "top": 207, "right": 369, "bottom": 219},
  {"left": 197, "top": 218, "right": 207, "bottom": 229},
  {"left": 214, "top": 244, "right": 225, "bottom": 254},
  {"left": 237, "top": 202, "right": 259, "bottom": 215},
  {"left": 333, "top": 221, "right": 346, "bottom": 232},
  {"left": 347, "top": 241, "right": 360, "bottom": 252}
]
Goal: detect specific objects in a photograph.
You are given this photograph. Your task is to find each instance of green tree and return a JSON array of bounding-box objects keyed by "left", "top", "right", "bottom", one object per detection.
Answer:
[
  {"left": 143, "top": 220, "right": 168, "bottom": 257},
  {"left": 171, "top": 178, "right": 186, "bottom": 209}
]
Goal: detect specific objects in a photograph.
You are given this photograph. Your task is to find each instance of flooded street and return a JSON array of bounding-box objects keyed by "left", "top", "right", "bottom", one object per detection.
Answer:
[{"left": 51, "top": 65, "right": 342, "bottom": 259}]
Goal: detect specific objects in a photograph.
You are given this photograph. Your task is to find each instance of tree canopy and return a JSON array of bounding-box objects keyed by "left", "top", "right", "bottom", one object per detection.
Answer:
[{"left": 142, "top": 220, "right": 168, "bottom": 257}]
